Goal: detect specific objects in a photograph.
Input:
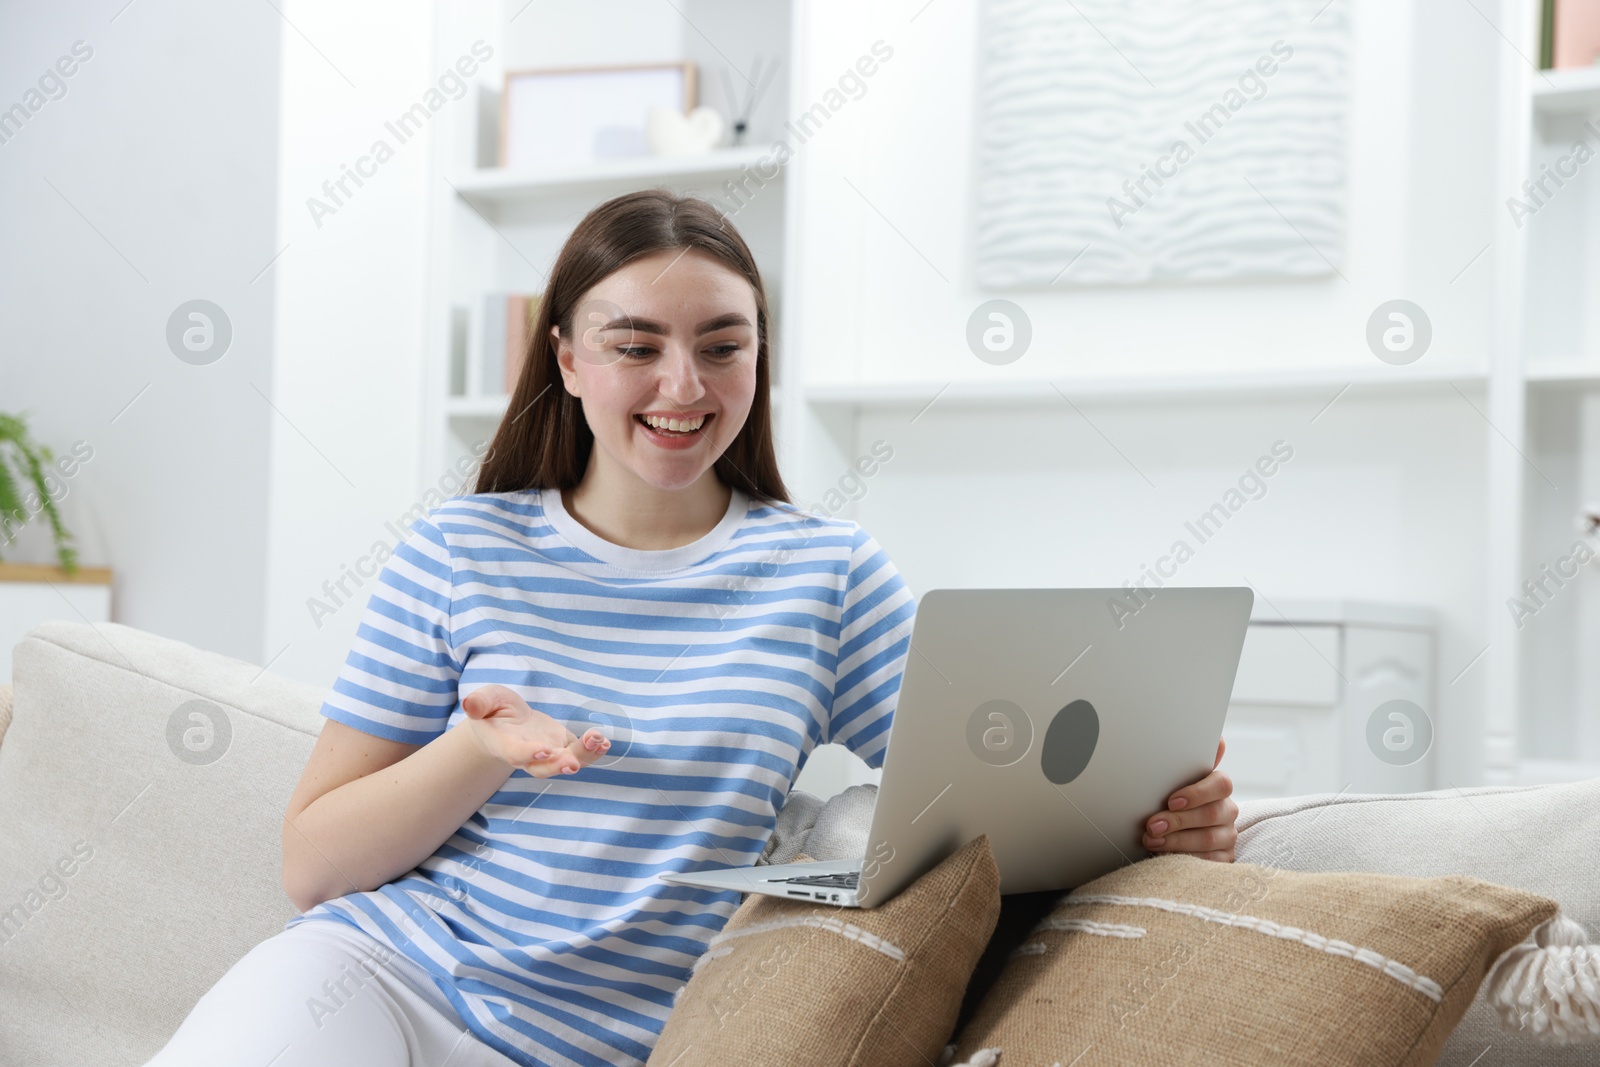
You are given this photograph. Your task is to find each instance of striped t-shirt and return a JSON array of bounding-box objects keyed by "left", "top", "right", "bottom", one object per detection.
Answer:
[{"left": 283, "top": 483, "right": 915, "bottom": 1066}]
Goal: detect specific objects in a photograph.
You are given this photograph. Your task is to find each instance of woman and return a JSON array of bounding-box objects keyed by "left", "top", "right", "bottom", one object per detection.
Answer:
[{"left": 146, "top": 190, "right": 1239, "bottom": 1067}]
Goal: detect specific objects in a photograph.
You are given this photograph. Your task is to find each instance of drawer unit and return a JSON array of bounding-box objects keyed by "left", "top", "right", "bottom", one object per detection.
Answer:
[{"left": 1224, "top": 601, "right": 1436, "bottom": 803}]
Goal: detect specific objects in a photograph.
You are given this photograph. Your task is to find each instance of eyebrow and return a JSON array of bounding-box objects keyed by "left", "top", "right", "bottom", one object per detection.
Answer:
[{"left": 600, "top": 312, "right": 752, "bottom": 336}]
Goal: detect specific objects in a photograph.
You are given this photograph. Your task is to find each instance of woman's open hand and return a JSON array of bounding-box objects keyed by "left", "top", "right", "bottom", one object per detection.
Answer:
[
  {"left": 462, "top": 684, "right": 611, "bottom": 778},
  {"left": 1141, "top": 737, "right": 1238, "bottom": 862}
]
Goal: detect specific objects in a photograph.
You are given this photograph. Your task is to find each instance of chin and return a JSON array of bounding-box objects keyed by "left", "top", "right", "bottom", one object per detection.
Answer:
[{"left": 630, "top": 461, "right": 716, "bottom": 493}]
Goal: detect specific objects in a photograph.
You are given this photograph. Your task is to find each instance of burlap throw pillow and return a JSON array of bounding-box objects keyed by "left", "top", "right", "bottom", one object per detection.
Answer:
[
  {"left": 946, "top": 853, "right": 1576, "bottom": 1067},
  {"left": 1234, "top": 780, "right": 1600, "bottom": 1067},
  {"left": 648, "top": 834, "right": 1001, "bottom": 1067}
]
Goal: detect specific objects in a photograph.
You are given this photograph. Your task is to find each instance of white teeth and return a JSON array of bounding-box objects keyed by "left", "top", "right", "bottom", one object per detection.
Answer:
[{"left": 641, "top": 414, "right": 705, "bottom": 432}]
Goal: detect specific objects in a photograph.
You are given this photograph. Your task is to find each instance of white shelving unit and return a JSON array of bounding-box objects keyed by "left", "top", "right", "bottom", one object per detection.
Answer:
[
  {"left": 1530, "top": 65, "right": 1600, "bottom": 114},
  {"left": 447, "top": 146, "right": 782, "bottom": 205},
  {"left": 1486, "top": 4, "right": 1600, "bottom": 783},
  {"left": 805, "top": 364, "right": 1491, "bottom": 409},
  {"left": 419, "top": 2, "right": 798, "bottom": 489}
]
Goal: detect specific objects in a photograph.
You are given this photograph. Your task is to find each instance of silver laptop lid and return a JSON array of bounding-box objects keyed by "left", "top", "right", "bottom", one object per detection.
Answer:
[{"left": 854, "top": 586, "right": 1252, "bottom": 905}]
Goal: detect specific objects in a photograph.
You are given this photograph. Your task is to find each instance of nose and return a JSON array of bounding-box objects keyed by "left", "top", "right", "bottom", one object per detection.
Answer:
[{"left": 656, "top": 343, "right": 705, "bottom": 406}]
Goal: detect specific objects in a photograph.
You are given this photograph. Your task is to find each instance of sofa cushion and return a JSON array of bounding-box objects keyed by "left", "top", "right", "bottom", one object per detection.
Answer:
[
  {"left": 0, "top": 682, "right": 12, "bottom": 749},
  {"left": 649, "top": 835, "right": 1003, "bottom": 1067},
  {"left": 1234, "top": 781, "right": 1600, "bottom": 1066},
  {"left": 0, "top": 621, "right": 325, "bottom": 1066},
  {"left": 946, "top": 853, "right": 1561, "bottom": 1067}
]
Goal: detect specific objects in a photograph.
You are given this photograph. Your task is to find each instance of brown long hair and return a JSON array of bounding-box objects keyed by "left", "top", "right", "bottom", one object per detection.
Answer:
[{"left": 473, "top": 190, "right": 790, "bottom": 504}]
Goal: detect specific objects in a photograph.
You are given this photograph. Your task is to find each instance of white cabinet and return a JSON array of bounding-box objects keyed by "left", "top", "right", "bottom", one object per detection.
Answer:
[
  {"left": 0, "top": 565, "right": 113, "bottom": 685},
  {"left": 1224, "top": 600, "right": 1436, "bottom": 803}
]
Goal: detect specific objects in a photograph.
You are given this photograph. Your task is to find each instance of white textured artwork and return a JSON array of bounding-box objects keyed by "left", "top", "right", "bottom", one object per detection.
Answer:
[{"left": 974, "top": 0, "right": 1349, "bottom": 287}]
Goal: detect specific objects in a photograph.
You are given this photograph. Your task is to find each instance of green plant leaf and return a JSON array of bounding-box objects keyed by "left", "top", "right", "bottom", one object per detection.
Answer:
[
  {"left": 0, "top": 455, "right": 24, "bottom": 565},
  {"left": 0, "top": 457, "right": 22, "bottom": 522},
  {"left": 0, "top": 409, "right": 79, "bottom": 573}
]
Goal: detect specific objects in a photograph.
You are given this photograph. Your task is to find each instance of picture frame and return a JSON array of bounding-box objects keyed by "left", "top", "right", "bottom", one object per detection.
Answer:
[{"left": 499, "top": 61, "right": 698, "bottom": 169}]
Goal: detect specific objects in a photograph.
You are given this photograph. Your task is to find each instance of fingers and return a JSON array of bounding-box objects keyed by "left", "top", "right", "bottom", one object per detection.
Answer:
[
  {"left": 462, "top": 683, "right": 531, "bottom": 721},
  {"left": 1144, "top": 796, "right": 1240, "bottom": 853},
  {"left": 461, "top": 683, "right": 511, "bottom": 719},
  {"left": 579, "top": 727, "right": 612, "bottom": 757},
  {"left": 545, "top": 730, "right": 609, "bottom": 764},
  {"left": 522, "top": 729, "right": 611, "bottom": 779},
  {"left": 1144, "top": 821, "right": 1238, "bottom": 856},
  {"left": 1164, "top": 766, "right": 1233, "bottom": 812},
  {"left": 1145, "top": 795, "right": 1239, "bottom": 839},
  {"left": 568, "top": 728, "right": 612, "bottom": 769},
  {"left": 1214, "top": 736, "right": 1226, "bottom": 769},
  {"left": 1142, "top": 755, "right": 1238, "bottom": 861}
]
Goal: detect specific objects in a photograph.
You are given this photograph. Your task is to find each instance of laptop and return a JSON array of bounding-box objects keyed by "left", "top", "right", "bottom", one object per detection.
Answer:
[{"left": 657, "top": 586, "right": 1254, "bottom": 908}]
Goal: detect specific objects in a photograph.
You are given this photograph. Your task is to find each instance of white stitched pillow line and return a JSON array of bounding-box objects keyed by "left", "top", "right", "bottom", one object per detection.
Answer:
[
  {"left": 1058, "top": 892, "right": 1445, "bottom": 1002},
  {"left": 690, "top": 913, "right": 907, "bottom": 978}
]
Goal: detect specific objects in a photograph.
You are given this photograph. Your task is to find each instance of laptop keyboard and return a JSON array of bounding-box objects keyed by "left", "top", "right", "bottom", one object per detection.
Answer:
[{"left": 770, "top": 871, "right": 859, "bottom": 889}]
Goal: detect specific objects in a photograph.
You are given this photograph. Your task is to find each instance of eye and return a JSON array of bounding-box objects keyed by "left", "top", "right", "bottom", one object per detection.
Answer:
[{"left": 614, "top": 343, "right": 743, "bottom": 360}]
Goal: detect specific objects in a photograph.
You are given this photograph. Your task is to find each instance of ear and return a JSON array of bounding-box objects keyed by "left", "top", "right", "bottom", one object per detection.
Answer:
[{"left": 552, "top": 324, "right": 581, "bottom": 398}]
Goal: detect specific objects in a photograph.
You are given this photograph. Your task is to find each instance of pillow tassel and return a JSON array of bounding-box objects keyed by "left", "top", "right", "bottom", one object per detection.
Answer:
[
  {"left": 941, "top": 1048, "right": 1000, "bottom": 1067},
  {"left": 1486, "top": 911, "right": 1600, "bottom": 1044}
]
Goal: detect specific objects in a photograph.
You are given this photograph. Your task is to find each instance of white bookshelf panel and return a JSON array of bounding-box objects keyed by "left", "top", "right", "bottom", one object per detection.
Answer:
[{"left": 1522, "top": 107, "right": 1600, "bottom": 363}]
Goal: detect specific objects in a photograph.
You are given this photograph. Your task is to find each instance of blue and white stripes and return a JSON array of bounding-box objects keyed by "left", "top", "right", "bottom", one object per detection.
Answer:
[{"left": 284, "top": 484, "right": 914, "bottom": 1066}]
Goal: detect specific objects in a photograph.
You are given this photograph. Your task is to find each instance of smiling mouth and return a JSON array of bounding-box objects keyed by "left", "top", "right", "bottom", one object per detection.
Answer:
[{"left": 635, "top": 413, "right": 711, "bottom": 436}]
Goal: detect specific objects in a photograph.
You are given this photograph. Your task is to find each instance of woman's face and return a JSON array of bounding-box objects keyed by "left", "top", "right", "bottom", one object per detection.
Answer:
[{"left": 553, "top": 247, "right": 759, "bottom": 494}]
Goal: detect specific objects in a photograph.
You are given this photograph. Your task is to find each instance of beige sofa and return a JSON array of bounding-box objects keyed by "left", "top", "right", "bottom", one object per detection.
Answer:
[{"left": 1, "top": 620, "right": 1596, "bottom": 1066}]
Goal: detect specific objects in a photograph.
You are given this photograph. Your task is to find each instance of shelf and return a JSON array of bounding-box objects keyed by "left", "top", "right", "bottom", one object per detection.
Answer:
[
  {"left": 448, "top": 146, "right": 782, "bottom": 207},
  {"left": 1524, "top": 356, "right": 1600, "bottom": 384},
  {"left": 1515, "top": 757, "right": 1600, "bottom": 785},
  {"left": 1248, "top": 598, "right": 1438, "bottom": 631},
  {"left": 1532, "top": 65, "right": 1600, "bottom": 115},
  {"left": 0, "top": 562, "right": 112, "bottom": 585},
  {"left": 447, "top": 395, "right": 512, "bottom": 419},
  {"left": 804, "top": 363, "right": 1490, "bottom": 408}
]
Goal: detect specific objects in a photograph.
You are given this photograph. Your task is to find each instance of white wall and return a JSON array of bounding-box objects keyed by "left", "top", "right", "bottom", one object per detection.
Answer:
[
  {"left": 0, "top": 0, "right": 281, "bottom": 665},
  {"left": 259, "top": 0, "right": 444, "bottom": 690},
  {"left": 791, "top": 0, "right": 1498, "bottom": 386}
]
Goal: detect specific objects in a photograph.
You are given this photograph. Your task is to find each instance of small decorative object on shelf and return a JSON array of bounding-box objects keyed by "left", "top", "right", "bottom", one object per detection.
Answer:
[
  {"left": 645, "top": 105, "right": 724, "bottom": 155},
  {"left": 500, "top": 62, "right": 696, "bottom": 169},
  {"left": 0, "top": 410, "right": 81, "bottom": 575},
  {"left": 1550, "top": 0, "right": 1600, "bottom": 68},
  {"left": 719, "top": 56, "right": 781, "bottom": 147}
]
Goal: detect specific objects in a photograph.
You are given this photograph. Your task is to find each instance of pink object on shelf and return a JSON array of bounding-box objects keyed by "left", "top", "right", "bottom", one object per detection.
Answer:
[
  {"left": 1555, "top": 0, "right": 1600, "bottom": 68},
  {"left": 505, "top": 294, "right": 537, "bottom": 393}
]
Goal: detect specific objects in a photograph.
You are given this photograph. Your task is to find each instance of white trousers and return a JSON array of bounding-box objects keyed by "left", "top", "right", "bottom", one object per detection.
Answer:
[{"left": 143, "top": 919, "right": 522, "bottom": 1067}]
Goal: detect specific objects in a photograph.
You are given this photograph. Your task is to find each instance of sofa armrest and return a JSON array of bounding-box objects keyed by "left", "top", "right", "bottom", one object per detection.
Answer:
[
  {"left": 0, "top": 622, "right": 331, "bottom": 1066},
  {"left": 0, "top": 683, "right": 12, "bottom": 750}
]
